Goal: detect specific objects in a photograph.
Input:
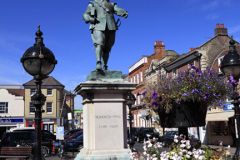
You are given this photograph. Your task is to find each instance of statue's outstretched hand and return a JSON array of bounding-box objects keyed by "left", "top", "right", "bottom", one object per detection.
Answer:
[{"left": 122, "top": 13, "right": 128, "bottom": 18}]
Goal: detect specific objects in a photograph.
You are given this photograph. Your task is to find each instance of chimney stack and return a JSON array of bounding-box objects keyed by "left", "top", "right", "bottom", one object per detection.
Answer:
[
  {"left": 154, "top": 41, "right": 165, "bottom": 59},
  {"left": 189, "top": 47, "right": 196, "bottom": 51},
  {"left": 214, "top": 23, "right": 228, "bottom": 36}
]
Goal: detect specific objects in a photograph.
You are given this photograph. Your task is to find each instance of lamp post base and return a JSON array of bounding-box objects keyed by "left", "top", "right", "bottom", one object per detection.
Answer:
[{"left": 233, "top": 138, "right": 240, "bottom": 159}]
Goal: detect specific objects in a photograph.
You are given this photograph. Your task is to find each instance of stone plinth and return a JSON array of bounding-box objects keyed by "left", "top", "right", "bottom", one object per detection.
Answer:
[
  {"left": 87, "top": 70, "right": 122, "bottom": 82},
  {"left": 74, "top": 80, "right": 137, "bottom": 160}
]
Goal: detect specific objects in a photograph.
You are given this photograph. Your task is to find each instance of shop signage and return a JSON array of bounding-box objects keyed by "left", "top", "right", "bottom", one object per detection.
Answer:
[
  {"left": 223, "top": 104, "right": 234, "bottom": 111},
  {"left": 74, "top": 110, "right": 83, "bottom": 113},
  {"left": 56, "top": 126, "right": 64, "bottom": 140},
  {"left": 0, "top": 118, "right": 24, "bottom": 123}
]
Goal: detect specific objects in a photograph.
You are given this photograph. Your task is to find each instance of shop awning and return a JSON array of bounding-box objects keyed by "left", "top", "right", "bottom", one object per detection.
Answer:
[{"left": 206, "top": 111, "right": 234, "bottom": 121}]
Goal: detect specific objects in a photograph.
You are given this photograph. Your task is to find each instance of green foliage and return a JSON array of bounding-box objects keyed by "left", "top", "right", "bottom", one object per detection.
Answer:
[{"left": 142, "top": 65, "right": 232, "bottom": 113}]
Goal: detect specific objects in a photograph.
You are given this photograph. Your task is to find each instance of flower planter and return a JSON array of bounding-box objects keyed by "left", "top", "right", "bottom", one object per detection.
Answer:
[{"left": 159, "top": 101, "right": 207, "bottom": 128}]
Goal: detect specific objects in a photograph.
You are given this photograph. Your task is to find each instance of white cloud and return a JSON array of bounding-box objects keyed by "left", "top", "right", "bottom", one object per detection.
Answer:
[
  {"left": 202, "top": 0, "right": 219, "bottom": 10},
  {"left": 202, "top": 0, "right": 232, "bottom": 10},
  {"left": 206, "top": 13, "right": 219, "bottom": 20},
  {"left": 229, "top": 25, "right": 240, "bottom": 34}
]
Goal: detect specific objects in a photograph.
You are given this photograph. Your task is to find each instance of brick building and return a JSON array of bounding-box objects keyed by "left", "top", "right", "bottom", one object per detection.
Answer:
[
  {"left": 162, "top": 23, "right": 239, "bottom": 145},
  {"left": 129, "top": 41, "right": 178, "bottom": 128}
]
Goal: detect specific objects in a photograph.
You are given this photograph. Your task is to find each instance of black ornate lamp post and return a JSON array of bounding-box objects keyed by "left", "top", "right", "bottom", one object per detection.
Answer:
[
  {"left": 20, "top": 25, "right": 57, "bottom": 160},
  {"left": 220, "top": 36, "right": 240, "bottom": 159},
  {"left": 126, "top": 91, "right": 136, "bottom": 152}
]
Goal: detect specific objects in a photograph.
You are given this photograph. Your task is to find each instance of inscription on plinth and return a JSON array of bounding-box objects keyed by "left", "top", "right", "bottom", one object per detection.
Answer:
[{"left": 94, "top": 105, "right": 124, "bottom": 150}]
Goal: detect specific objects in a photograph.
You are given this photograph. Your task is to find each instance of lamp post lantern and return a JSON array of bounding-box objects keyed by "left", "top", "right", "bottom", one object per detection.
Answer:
[
  {"left": 126, "top": 91, "right": 136, "bottom": 152},
  {"left": 220, "top": 35, "right": 240, "bottom": 159},
  {"left": 20, "top": 25, "right": 57, "bottom": 160}
]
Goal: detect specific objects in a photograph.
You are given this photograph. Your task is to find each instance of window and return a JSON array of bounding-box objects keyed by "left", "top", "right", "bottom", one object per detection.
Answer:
[
  {"left": 218, "top": 56, "right": 224, "bottom": 73},
  {"left": 30, "top": 88, "right": 36, "bottom": 95},
  {"left": 0, "top": 102, "right": 8, "bottom": 113},
  {"left": 140, "top": 72, "right": 143, "bottom": 82},
  {"left": 135, "top": 75, "right": 137, "bottom": 83},
  {"left": 46, "top": 102, "right": 52, "bottom": 113},
  {"left": 211, "top": 121, "right": 229, "bottom": 136},
  {"left": 47, "top": 89, "right": 52, "bottom": 96},
  {"left": 29, "top": 102, "right": 35, "bottom": 113},
  {"left": 138, "top": 95, "right": 140, "bottom": 104},
  {"left": 173, "top": 70, "right": 177, "bottom": 78},
  {"left": 137, "top": 74, "right": 139, "bottom": 83}
]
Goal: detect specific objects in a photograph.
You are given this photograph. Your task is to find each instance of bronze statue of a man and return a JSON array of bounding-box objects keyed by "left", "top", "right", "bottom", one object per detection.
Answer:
[{"left": 83, "top": 0, "right": 128, "bottom": 70}]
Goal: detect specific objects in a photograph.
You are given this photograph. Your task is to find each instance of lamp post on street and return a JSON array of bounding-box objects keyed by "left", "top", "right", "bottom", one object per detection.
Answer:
[
  {"left": 126, "top": 91, "right": 136, "bottom": 152},
  {"left": 220, "top": 35, "right": 240, "bottom": 159},
  {"left": 20, "top": 25, "right": 57, "bottom": 160}
]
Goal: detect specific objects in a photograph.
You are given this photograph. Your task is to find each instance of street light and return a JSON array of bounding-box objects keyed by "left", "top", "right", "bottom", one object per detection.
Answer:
[
  {"left": 220, "top": 35, "right": 240, "bottom": 159},
  {"left": 126, "top": 91, "right": 136, "bottom": 152},
  {"left": 20, "top": 25, "right": 57, "bottom": 160}
]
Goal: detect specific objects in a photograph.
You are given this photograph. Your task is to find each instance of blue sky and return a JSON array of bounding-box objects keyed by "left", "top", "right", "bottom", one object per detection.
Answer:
[{"left": 0, "top": 0, "right": 240, "bottom": 110}]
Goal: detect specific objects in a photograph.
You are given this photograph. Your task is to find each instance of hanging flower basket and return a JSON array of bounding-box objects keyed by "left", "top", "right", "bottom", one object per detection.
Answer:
[{"left": 140, "top": 65, "right": 233, "bottom": 130}]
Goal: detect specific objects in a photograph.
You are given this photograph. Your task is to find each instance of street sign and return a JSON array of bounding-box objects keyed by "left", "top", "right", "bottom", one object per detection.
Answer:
[
  {"left": 223, "top": 104, "right": 234, "bottom": 111},
  {"left": 56, "top": 126, "right": 64, "bottom": 140},
  {"left": 68, "top": 113, "right": 72, "bottom": 120}
]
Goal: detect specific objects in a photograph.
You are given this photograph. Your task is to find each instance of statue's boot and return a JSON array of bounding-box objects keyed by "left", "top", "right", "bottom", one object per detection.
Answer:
[
  {"left": 102, "top": 52, "right": 109, "bottom": 71},
  {"left": 96, "top": 61, "right": 102, "bottom": 70},
  {"left": 95, "top": 45, "right": 103, "bottom": 70}
]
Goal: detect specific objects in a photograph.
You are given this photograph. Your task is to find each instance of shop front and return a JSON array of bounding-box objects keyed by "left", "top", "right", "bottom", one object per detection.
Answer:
[
  {"left": 25, "top": 117, "right": 57, "bottom": 134},
  {"left": 205, "top": 105, "right": 234, "bottom": 146},
  {"left": 0, "top": 118, "right": 24, "bottom": 138}
]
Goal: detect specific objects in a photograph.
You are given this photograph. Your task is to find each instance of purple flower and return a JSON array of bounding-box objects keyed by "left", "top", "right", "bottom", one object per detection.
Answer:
[
  {"left": 229, "top": 74, "right": 234, "bottom": 81},
  {"left": 137, "top": 92, "right": 141, "bottom": 96},
  {"left": 189, "top": 64, "right": 196, "bottom": 70},
  {"left": 229, "top": 74, "right": 238, "bottom": 86},
  {"left": 152, "top": 91, "right": 158, "bottom": 99},
  {"left": 158, "top": 95, "right": 162, "bottom": 102},
  {"left": 178, "top": 99, "right": 183, "bottom": 104},
  {"left": 204, "top": 92, "right": 210, "bottom": 100},
  {"left": 233, "top": 93, "right": 240, "bottom": 99},
  {"left": 196, "top": 68, "right": 202, "bottom": 74},
  {"left": 152, "top": 101, "right": 158, "bottom": 107},
  {"left": 142, "top": 91, "right": 147, "bottom": 95}
]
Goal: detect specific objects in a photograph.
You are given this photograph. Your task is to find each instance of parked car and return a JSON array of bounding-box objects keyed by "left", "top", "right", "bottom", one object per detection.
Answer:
[
  {"left": 12, "top": 128, "right": 56, "bottom": 141},
  {"left": 127, "top": 127, "right": 139, "bottom": 140},
  {"left": 160, "top": 131, "right": 201, "bottom": 147},
  {"left": 135, "top": 127, "right": 159, "bottom": 143},
  {"left": 64, "top": 128, "right": 82, "bottom": 139},
  {"left": 65, "top": 134, "right": 83, "bottom": 151},
  {"left": 0, "top": 131, "right": 54, "bottom": 157},
  {"left": 66, "top": 130, "right": 83, "bottom": 141}
]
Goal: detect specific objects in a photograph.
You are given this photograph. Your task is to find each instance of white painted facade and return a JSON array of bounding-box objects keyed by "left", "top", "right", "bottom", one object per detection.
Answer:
[
  {"left": 129, "top": 57, "right": 148, "bottom": 73},
  {"left": 0, "top": 89, "right": 24, "bottom": 117}
]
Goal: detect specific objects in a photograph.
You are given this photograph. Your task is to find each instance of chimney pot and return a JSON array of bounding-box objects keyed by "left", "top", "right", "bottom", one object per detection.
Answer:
[{"left": 214, "top": 24, "right": 228, "bottom": 36}]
